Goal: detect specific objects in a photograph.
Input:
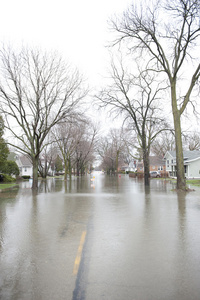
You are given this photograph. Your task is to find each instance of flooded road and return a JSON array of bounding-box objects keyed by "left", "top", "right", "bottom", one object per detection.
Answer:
[{"left": 0, "top": 173, "right": 200, "bottom": 300}]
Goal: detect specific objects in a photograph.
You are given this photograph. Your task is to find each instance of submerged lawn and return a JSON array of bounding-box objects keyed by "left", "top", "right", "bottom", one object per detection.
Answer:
[
  {"left": 186, "top": 179, "right": 200, "bottom": 186},
  {"left": 0, "top": 183, "right": 19, "bottom": 190},
  {"left": 160, "top": 178, "right": 200, "bottom": 187}
]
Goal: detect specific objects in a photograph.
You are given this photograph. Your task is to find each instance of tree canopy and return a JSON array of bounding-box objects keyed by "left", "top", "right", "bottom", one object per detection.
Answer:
[
  {"left": 0, "top": 115, "right": 9, "bottom": 171},
  {"left": 0, "top": 46, "right": 87, "bottom": 189},
  {"left": 110, "top": 0, "right": 200, "bottom": 189}
]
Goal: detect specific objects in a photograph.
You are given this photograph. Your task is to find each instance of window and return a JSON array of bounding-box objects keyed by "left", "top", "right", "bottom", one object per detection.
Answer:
[{"left": 184, "top": 165, "right": 187, "bottom": 173}]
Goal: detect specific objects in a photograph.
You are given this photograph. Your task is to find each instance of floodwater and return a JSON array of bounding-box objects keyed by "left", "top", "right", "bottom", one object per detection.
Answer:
[{"left": 0, "top": 173, "right": 200, "bottom": 300}]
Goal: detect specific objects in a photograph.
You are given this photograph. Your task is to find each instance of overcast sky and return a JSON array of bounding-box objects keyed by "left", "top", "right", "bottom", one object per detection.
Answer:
[
  {"left": 1, "top": 1, "right": 199, "bottom": 133},
  {"left": 0, "top": 0, "right": 132, "bottom": 88}
]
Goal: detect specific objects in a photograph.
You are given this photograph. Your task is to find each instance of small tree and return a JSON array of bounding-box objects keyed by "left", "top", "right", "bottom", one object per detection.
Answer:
[
  {"left": 53, "top": 119, "right": 79, "bottom": 180},
  {"left": 1, "top": 161, "right": 20, "bottom": 176},
  {"left": 74, "top": 122, "right": 98, "bottom": 176},
  {"left": 108, "top": 128, "right": 126, "bottom": 173},
  {"left": 53, "top": 117, "right": 97, "bottom": 178},
  {"left": 97, "top": 128, "right": 127, "bottom": 175},
  {"left": 38, "top": 138, "right": 57, "bottom": 178},
  {"left": 55, "top": 155, "right": 63, "bottom": 173},
  {"left": 98, "top": 137, "right": 116, "bottom": 174},
  {"left": 0, "top": 115, "right": 9, "bottom": 172}
]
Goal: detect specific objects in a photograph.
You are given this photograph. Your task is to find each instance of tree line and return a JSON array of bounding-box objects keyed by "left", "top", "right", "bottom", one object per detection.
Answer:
[
  {"left": 98, "top": 0, "right": 200, "bottom": 189},
  {"left": 0, "top": 0, "right": 199, "bottom": 191}
]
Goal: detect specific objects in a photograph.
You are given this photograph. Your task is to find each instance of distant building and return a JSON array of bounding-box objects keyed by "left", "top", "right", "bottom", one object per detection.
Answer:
[
  {"left": 136, "top": 156, "right": 166, "bottom": 174},
  {"left": 8, "top": 152, "right": 56, "bottom": 178},
  {"left": 119, "top": 161, "right": 137, "bottom": 173},
  {"left": 15, "top": 155, "right": 33, "bottom": 177},
  {"left": 164, "top": 150, "right": 200, "bottom": 178},
  {"left": 149, "top": 156, "right": 166, "bottom": 173}
]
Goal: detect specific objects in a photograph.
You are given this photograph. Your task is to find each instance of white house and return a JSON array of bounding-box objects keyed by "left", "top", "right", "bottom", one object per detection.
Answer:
[
  {"left": 15, "top": 155, "right": 33, "bottom": 177},
  {"left": 164, "top": 150, "right": 200, "bottom": 178},
  {"left": 120, "top": 161, "right": 137, "bottom": 173}
]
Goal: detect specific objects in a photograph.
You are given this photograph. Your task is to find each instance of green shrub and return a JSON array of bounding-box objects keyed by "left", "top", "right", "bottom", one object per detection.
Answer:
[
  {"left": 22, "top": 175, "right": 31, "bottom": 180},
  {"left": 2, "top": 174, "right": 16, "bottom": 182},
  {"left": 6, "top": 161, "right": 20, "bottom": 176}
]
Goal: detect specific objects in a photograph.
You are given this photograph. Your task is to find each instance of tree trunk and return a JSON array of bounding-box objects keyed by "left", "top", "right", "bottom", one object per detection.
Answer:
[
  {"left": 77, "top": 161, "right": 79, "bottom": 176},
  {"left": 142, "top": 132, "right": 150, "bottom": 186},
  {"left": 68, "top": 158, "right": 72, "bottom": 179},
  {"left": 64, "top": 159, "right": 68, "bottom": 180},
  {"left": 143, "top": 149, "right": 150, "bottom": 186},
  {"left": 171, "top": 84, "right": 186, "bottom": 190},
  {"left": 81, "top": 164, "right": 84, "bottom": 176},
  {"left": 173, "top": 110, "right": 186, "bottom": 189},
  {"left": 32, "top": 156, "right": 39, "bottom": 190},
  {"left": 116, "top": 150, "right": 119, "bottom": 174}
]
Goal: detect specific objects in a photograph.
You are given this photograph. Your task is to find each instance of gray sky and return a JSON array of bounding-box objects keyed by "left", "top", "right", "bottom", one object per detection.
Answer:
[
  {"left": 1, "top": 0, "right": 198, "bottom": 134},
  {"left": 0, "top": 0, "right": 132, "bottom": 88}
]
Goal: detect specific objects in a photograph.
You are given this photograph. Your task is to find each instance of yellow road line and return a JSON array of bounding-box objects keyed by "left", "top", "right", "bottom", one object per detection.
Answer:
[{"left": 73, "top": 231, "right": 87, "bottom": 275}]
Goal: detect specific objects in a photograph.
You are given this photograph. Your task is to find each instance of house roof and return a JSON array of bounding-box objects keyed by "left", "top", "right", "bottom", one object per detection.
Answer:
[
  {"left": 165, "top": 150, "right": 200, "bottom": 162},
  {"left": 18, "top": 155, "right": 32, "bottom": 167},
  {"left": 149, "top": 156, "right": 165, "bottom": 166},
  {"left": 136, "top": 156, "right": 165, "bottom": 167}
]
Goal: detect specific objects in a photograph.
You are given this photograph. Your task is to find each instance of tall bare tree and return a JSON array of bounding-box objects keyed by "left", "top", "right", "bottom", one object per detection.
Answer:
[
  {"left": 0, "top": 46, "right": 87, "bottom": 189},
  {"left": 98, "top": 59, "right": 168, "bottom": 185},
  {"left": 111, "top": 0, "right": 200, "bottom": 189}
]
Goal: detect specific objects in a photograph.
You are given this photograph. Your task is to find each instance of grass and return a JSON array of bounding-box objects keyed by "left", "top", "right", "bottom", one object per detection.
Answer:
[
  {"left": 0, "top": 183, "right": 19, "bottom": 190},
  {"left": 160, "top": 178, "right": 200, "bottom": 187},
  {"left": 186, "top": 179, "right": 200, "bottom": 186}
]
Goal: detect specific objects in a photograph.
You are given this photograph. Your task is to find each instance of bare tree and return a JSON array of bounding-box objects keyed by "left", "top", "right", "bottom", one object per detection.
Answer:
[
  {"left": 0, "top": 46, "right": 87, "bottom": 189},
  {"left": 151, "top": 130, "right": 176, "bottom": 157},
  {"left": 54, "top": 117, "right": 97, "bottom": 178},
  {"left": 111, "top": 0, "right": 200, "bottom": 189},
  {"left": 53, "top": 120, "right": 76, "bottom": 180},
  {"left": 182, "top": 131, "right": 200, "bottom": 150},
  {"left": 98, "top": 136, "right": 116, "bottom": 174},
  {"left": 74, "top": 121, "right": 98, "bottom": 176},
  {"left": 38, "top": 143, "right": 57, "bottom": 178},
  {"left": 97, "top": 128, "right": 127, "bottom": 174},
  {"left": 109, "top": 128, "right": 127, "bottom": 173},
  {"left": 98, "top": 59, "right": 168, "bottom": 185}
]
